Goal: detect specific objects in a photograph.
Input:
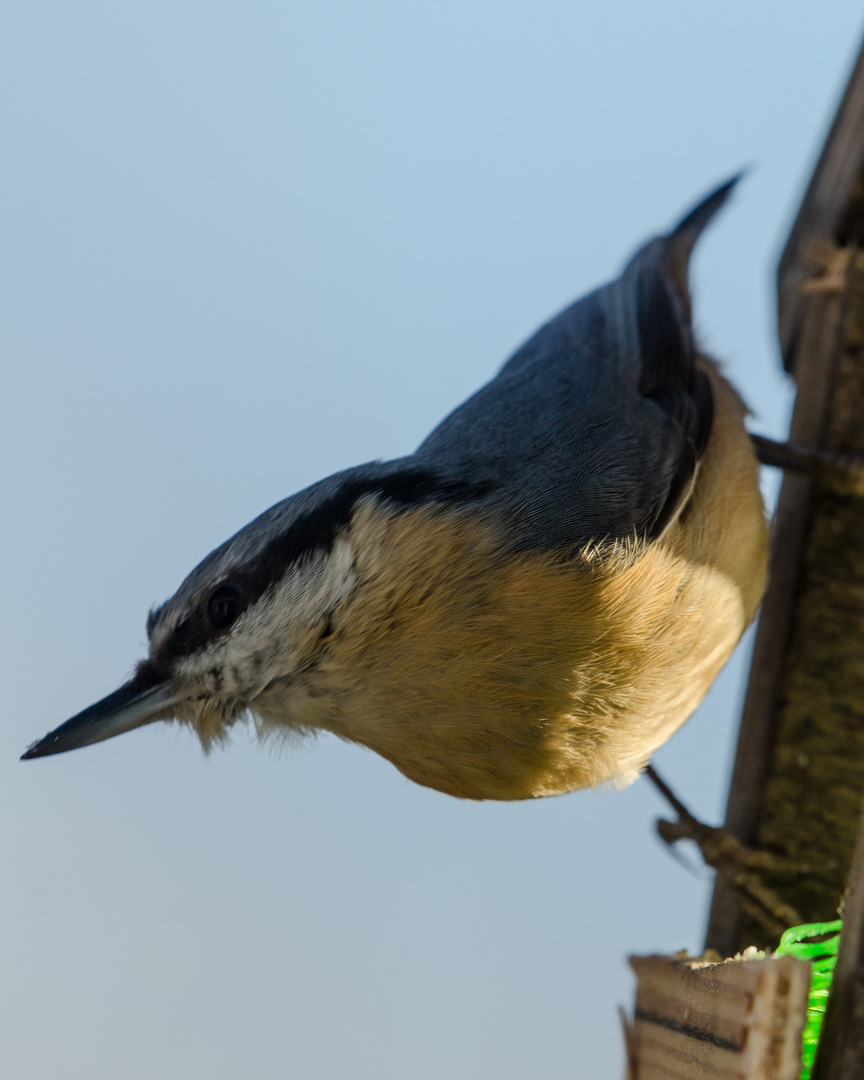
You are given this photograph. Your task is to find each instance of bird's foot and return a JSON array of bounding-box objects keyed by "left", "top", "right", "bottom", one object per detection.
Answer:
[
  {"left": 751, "top": 433, "right": 864, "bottom": 496},
  {"left": 644, "top": 766, "right": 835, "bottom": 936}
]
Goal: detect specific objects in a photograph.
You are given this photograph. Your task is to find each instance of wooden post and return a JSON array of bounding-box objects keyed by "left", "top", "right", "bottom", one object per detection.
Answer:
[
  {"left": 623, "top": 36, "right": 864, "bottom": 1080},
  {"left": 706, "top": 34, "right": 864, "bottom": 957}
]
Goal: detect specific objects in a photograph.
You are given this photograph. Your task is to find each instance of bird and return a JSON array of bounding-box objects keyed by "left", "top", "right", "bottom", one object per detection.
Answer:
[{"left": 22, "top": 176, "right": 769, "bottom": 801}]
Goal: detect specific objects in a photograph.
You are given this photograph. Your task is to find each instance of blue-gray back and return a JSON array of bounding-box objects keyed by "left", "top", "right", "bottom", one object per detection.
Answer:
[{"left": 414, "top": 177, "right": 739, "bottom": 551}]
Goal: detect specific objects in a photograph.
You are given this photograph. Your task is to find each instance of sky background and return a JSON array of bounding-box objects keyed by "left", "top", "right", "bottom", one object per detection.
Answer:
[{"left": 2, "top": 4, "right": 862, "bottom": 1078}]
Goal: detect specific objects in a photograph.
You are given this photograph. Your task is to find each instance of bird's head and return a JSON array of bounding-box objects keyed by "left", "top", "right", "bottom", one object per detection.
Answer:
[
  {"left": 23, "top": 461, "right": 484, "bottom": 760},
  {"left": 22, "top": 471, "right": 365, "bottom": 759}
]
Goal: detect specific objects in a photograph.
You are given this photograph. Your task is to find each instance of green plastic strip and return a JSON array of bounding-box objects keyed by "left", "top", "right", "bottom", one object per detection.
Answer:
[{"left": 774, "top": 920, "right": 843, "bottom": 1080}]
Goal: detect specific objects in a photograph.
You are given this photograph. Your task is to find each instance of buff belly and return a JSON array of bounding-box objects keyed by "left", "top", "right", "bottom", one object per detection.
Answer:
[{"left": 296, "top": 360, "right": 768, "bottom": 800}]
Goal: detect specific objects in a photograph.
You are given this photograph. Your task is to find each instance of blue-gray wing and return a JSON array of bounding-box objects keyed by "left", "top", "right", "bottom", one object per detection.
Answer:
[{"left": 414, "top": 178, "right": 738, "bottom": 551}]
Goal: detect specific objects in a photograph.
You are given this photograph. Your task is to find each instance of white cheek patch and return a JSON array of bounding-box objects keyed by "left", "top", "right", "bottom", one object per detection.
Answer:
[
  {"left": 260, "top": 535, "right": 357, "bottom": 659},
  {"left": 171, "top": 538, "right": 357, "bottom": 697},
  {"left": 316, "top": 537, "right": 357, "bottom": 608}
]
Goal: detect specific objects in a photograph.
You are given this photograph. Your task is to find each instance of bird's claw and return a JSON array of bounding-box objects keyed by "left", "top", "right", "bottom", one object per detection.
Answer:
[{"left": 644, "top": 765, "right": 835, "bottom": 933}]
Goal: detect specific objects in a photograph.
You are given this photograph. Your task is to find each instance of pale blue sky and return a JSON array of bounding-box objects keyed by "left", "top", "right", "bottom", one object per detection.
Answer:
[{"left": 2, "top": 4, "right": 861, "bottom": 1078}]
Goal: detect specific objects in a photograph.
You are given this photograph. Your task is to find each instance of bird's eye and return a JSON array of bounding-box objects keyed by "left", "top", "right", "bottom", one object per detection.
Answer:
[{"left": 207, "top": 584, "right": 246, "bottom": 631}]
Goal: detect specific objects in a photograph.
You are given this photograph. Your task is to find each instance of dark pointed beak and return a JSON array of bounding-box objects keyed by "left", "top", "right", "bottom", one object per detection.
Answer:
[{"left": 21, "top": 681, "right": 180, "bottom": 760}]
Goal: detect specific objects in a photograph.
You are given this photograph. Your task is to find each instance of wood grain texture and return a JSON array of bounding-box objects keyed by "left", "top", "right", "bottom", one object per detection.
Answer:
[{"left": 626, "top": 953, "right": 810, "bottom": 1079}]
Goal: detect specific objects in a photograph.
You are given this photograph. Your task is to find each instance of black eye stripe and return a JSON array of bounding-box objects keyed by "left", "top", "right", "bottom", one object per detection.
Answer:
[
  {"left": 150, "top": 585, "right": 246, "bottom": 665},
  {"left": 227, "top": 471, "right": 490, "bottom": 613},
  {"left": 151, "top": 469, "right": 490, "bottom": 665}
]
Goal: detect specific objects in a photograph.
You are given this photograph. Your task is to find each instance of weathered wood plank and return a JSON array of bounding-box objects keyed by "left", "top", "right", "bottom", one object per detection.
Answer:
[{"left": 626, "top": 953, "right": 810, "bottom": 1079}]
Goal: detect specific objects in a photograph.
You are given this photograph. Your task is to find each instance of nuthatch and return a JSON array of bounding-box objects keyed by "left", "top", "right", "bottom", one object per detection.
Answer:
[{"left": 23, "top": 177, "right": 769, "bottom": 800}]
